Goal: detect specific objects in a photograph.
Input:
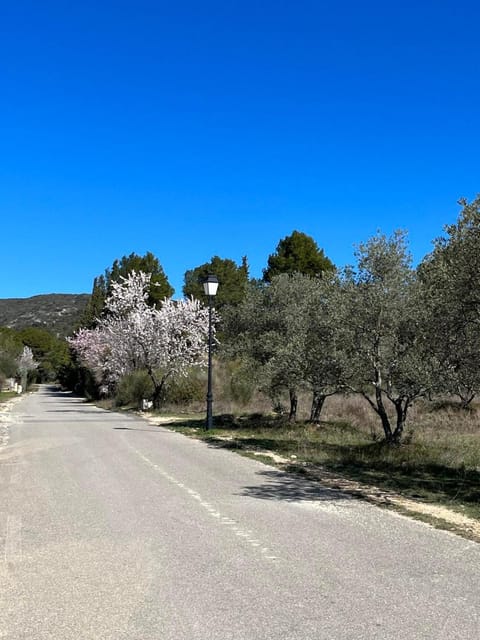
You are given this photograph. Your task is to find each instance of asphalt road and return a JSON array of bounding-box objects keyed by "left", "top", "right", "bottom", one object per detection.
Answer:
[{"left": 0, "top": 386, "right": 479, "bottom": 639}]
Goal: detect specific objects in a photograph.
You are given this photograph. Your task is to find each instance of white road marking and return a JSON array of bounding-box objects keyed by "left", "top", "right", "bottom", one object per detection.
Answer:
[
  {"left": 4, "top": 514, "right": 22, "bottom": 565},
  {"left": 124, "top": 439, "right": 280, "bottom": 562}
]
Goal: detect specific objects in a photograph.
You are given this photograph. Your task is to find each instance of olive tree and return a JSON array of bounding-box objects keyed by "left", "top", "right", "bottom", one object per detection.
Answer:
[
  {"left": 304, "top": 274, "right": 343, "bottom": 422},
  {"left": 223, "top": 273, "right": 341, "bottom": 421},
  {"left": 335, "top": 231, "right": 432, "bottom": 444},
  {"left": 418, "top": 196, "right": 480, "bottom": 406}
]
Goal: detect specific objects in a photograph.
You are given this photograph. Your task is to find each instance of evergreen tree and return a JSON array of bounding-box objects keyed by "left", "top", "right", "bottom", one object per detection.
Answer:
[
  {"left": 19, "top": 327, "right": 70, "bottom": 382},
  {"left": 183, "top": 255, "right": 249, "bottom": 310},
  {"left": 106, "top": 252, "right": 173, "bottom": 305},
  {"left": 82, "top": 252, "right": 173, "bottom": 327},
  {"left": 263, "top": 230, "right": 334, "bottom": 282},
  {"left": 0, "top": 327, "right": 23, "bottom": 379},
  {"left": 81, "top": 275, "right": 107, "bottom": 328},
  {"left": 222, "top": 274, "right": 341, "bottom": 422}
]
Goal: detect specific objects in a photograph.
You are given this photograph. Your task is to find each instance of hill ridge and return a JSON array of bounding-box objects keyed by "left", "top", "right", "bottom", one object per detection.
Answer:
[{"left": 0, "top": 293, "right": 90, "bottom": 336}]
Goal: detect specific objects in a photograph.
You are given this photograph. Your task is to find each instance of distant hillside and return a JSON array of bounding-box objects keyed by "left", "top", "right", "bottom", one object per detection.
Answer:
[{"left": 0, "top": 294, "right": 90, "bottom": 336}]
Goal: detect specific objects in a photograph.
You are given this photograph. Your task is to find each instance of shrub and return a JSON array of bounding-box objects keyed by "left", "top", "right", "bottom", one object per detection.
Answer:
[
  {"left": 164, "top": 369, "right": 206, "bottom": 405},
  {"left": 225, "top": 358, "right": 256, "bottom": 406},
  {"left": 115, "top": 370, "right": 154, "bottom": 408}
]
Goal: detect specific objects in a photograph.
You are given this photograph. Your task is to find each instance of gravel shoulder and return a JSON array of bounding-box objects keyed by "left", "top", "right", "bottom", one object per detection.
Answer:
[{"left": 0, "top": 396, "right": 23, "bottom": 447}]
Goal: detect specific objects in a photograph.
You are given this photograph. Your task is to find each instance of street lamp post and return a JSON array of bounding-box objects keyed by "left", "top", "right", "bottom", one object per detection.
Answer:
[{"left": 203, "top": 275, "right": 219, "bottom": 430}]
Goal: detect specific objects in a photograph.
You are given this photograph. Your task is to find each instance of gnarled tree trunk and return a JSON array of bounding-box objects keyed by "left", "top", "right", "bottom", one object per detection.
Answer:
[
  {"left": 309, "top": 391, "right": 326, "bottom": 423},
  {"left": 391, "top": 397, "right": 411, "bottom": 444},
  {"left": 289, "top": 388, "right": 298, "bottom": 422}
]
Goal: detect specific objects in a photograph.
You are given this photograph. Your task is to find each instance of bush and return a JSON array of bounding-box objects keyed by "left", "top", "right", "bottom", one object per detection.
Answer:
[
  {"left": 115, "top": 370, "right": 154, "bottom": 408},
  {"left": 164, "top": 369, "right": 206, "bottom": 405},
  {"left": 58, "top": 362, "right": 99, "bottom": 399},
  {"left": 224, "top": 358, "right": 256, "bottom": 406},
  {"left": 0, "top": 353, "right": 17, "bottom": 379}
]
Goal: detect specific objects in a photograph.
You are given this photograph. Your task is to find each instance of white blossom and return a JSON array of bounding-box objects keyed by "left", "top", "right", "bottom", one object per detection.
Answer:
[
  {"left": 69, "top": 271, "right": 213, "bottom": 405},
  {"left": 16, "top": 346, "right": 38, "bottom": 374}
]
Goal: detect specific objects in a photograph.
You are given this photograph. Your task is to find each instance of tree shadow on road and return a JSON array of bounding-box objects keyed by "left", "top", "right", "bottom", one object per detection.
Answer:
[
  {"left": 113, "top": 427, "right": 163, "bottom": 433},
  {"left": 238, "top": 468, "right": 353, "bottom": 503}
]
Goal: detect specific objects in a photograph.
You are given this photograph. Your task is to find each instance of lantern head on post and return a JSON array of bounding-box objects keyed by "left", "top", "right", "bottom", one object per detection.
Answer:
[{"left": 202, "top": 274, "right": 219, "bottom": 297}]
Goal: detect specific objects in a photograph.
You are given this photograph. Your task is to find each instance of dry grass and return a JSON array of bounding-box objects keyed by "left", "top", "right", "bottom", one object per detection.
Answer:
[{"left": 159, "top": 391, "right": 480, "bottom": 523}]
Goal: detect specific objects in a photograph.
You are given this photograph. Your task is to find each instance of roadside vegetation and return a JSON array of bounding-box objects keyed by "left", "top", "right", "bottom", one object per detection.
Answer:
[
  {"left": 97, "top": 361, "right": 480, "bottom": 527},
  {"left": 0, "top": 325, "right": 68, "bottom": 395},
  {"left": 20, "top": 350, "right": 480, "bottom": 533},
  {"left": 160, "top": 393, "right": 480, "bottom": 523},
  {"left": 3, "top": 197, "right": 480, "bottom": 530},
  {"left": 0, "top": 391, "right": 17, "bottom": 403}
]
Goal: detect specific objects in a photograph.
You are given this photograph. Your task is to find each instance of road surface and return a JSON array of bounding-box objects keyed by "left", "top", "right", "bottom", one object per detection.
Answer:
[{"left": 0, "top": 386, "right": 479, "bottom": 639}]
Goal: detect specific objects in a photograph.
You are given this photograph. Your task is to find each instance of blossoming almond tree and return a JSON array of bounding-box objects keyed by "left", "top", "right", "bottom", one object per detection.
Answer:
[
  {"left": 16, "top": 346, "right": 38, "bottom": 392},
  {"left": 69, "top": 271, "right": 212, "bottom": 407}
]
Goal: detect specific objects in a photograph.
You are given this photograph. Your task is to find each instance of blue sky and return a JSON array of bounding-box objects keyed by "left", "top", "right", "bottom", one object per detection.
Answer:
[{"left": 1, "top": 0, "right": 479, "bottom": 298}]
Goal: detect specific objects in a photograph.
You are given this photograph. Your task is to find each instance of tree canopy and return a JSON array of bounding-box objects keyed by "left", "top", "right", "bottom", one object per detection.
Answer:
[
  {"left": 418, "top": 195, "right": 480, "bottom": 406},
  {"left": 223, "top": 273, "right": 341, "bottom": 422},
  {"left": 225, "top": 231, "right": 435, "bottom": 438},
  {"left": 18, "top": 327, "right": 70, "bottom": 382},
  {"left": 82, "top": 251, "right": 173, "bottom": 327},
  {"left": 183, "top": 255, "right": 249, "bottom": 309},
  {"left": 0, "top": 327, "right": 23, "bottom": 380},
  {"left": 263, "top": 230, "right": 334, "bottom": 282},
  {"left": 334, "top": 231, "right": 433, "bottom": 443},
  {"left": 49, "top": 195, "right": 480, "bottom": 444}
]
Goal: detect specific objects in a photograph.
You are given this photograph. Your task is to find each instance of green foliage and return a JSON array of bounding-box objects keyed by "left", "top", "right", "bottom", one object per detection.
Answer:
[
  {"left": 263, "top": 230, "right": 334, "bottom": 282},
  {"left": 183, "top": 255, "right": 249, "bottom": 310},
  {"left": 418, "top": 195, "right": 480, "bottom": 406},
  {"left": 223, "top": 274, "right": 338, "bottom": 421},
  {"left": 163, "top": 370, "right": 206, "bottom": 405},
  {"left": 18, "top": 327, "right": 71, "bottom": 382},
  {"left": 107, "top": 252, "right": 173, "bottom": 306},
  {"left": 224, "top": 358, "right": 256, "bottom": 406},
  {"left": 0, "top": 390, "right": 17, "bottom": 402},
  {"left": 0, "top": 327, "right": 22, "bottom": 378},
  {"left": 56, "top": 355, "right": 96, "bottom": 399},
  {"left": 81, "top": 276, "right": 107, "bottom": 328},
  {"left": 115, "top": 370, "right": 155, "bottom": 408},
  {"left": 82, "top": 252, "right": 174, "bottom": 327},
  {"left": 0, "top": 352, "right": 18, "bottom": 379},
  {"left": 115, "top": 369, "right": 206, "bottom": 408},
  {"left": 335, "top": 231, "right": 432, "bottom": 443}
]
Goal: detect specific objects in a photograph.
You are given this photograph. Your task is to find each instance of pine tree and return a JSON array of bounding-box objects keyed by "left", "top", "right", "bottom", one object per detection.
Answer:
[{"left": 263, "top": 230, "right": 334, "bottom": 282}]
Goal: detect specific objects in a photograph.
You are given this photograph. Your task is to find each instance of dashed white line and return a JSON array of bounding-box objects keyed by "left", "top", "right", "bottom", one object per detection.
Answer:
[
  {"left": 124, "top": 440, "right": 280, "bottom": 562},
  {"left": 4, "top": 514, "right": 22, "bottom": 565}
]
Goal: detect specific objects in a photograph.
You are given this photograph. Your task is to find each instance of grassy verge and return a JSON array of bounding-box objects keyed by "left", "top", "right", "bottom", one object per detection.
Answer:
[
  {"left": 159, "top": 412, "right": 480, "bottom": 524},
  {"left": 0, "top": 391, "right": 18, "bottom": 404}
]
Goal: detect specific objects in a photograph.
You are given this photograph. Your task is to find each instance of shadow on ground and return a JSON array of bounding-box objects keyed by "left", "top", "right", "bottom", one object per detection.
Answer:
[
  {"left": 316, "top": 457, "right": 480, "bottom": 506},
  {"left": 238, "top": 468, "right": 351, "bottom": 502},
  {"left": 171, "top": 414, "right": 480, "bottom": 512}
]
